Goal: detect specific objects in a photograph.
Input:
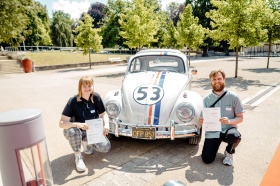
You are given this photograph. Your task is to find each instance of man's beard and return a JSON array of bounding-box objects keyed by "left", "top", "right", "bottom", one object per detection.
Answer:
[{"left": 212, "top": 82, "right": 225, "bottom": 92}]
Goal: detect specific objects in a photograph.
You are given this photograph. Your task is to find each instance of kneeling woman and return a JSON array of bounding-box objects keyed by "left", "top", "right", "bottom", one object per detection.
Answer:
[{"left": 59, "top": 76, "right": 111, "bottom": 172}]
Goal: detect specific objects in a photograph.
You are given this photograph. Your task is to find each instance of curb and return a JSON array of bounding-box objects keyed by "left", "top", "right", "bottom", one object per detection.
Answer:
[{"left": 35, "top": 60, "right": 127, "bottom": 71}]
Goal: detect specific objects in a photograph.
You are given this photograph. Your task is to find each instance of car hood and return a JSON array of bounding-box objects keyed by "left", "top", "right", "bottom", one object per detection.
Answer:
[{"left": 121, "top": 71, "right": 189, "bottom": 125}]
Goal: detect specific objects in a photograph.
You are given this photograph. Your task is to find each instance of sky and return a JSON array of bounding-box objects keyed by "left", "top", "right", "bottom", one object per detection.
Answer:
[{"left": 36, "top": 0, "right": 186, "bottom": 19}]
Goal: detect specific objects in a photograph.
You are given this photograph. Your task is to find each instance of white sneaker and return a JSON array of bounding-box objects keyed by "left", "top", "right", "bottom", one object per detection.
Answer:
[
  {"left": 75, "top": 155, "right": 86, "bottom": 171},
  {"left": 223, "top": 151, "right": 233, "bottom": 166},
  {"left": 82, "top": 141, "right": 94, "bottom": 155}
]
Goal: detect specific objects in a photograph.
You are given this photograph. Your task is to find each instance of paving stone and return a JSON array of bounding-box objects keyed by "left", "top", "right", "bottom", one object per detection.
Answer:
[
  {"left": 99, "top": 171, "right": 117, "bottom": 182},
  {"left": 84, "top": 178, "right": 105, "bottom": 186},
  {"left": 121, "top": 161, "right": 137, "bottom": 170}
]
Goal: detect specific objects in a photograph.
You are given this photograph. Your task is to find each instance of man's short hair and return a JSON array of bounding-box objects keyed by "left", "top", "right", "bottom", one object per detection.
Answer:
[{"left": 209, "top": 69, "right": 226, "bottom": 79}]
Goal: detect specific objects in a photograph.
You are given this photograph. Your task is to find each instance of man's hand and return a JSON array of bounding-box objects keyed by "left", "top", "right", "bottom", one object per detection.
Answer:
[{"left": 220, "top": 117, "right": 230, "bottom": 124}]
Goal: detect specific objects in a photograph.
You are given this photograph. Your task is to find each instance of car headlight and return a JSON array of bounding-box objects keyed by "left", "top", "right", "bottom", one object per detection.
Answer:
[
  {"left": 176, "top": 102, "right": 195, "bottom": 122},
  {"left": 105, "top": 100, "right": 121, "bottom": 118}
]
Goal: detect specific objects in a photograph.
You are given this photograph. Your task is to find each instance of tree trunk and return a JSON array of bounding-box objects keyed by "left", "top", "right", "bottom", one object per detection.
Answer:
[
  {"left": 224, "top": 46, "right": 230, "bottom": 56},
  {"left": 202, "top": 46, "right": 209, "bottom": 57},
  {"left": 89, "top": 49, "right": 92, "bottom": 69},
  {"left": 267, "top": 42, "right": 271, "bottom": 68},
  {"left": 221, "top": 41, "right": 230, "bottom": 56},
  {"left": 185, "top": 47, "right": 191, "bottom": 66},
  {"left": 235, "top": 45, "right": 239, "bottom": 78}
]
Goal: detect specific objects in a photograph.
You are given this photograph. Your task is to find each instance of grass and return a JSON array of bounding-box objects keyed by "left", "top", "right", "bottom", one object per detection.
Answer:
[{"left": 27, "top": 51, "right": 132, "bottom": 67}]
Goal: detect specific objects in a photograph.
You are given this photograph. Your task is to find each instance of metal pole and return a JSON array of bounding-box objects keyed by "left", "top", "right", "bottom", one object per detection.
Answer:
[{"left": 23, "top": 41, "right": 26, "bottom": 51}]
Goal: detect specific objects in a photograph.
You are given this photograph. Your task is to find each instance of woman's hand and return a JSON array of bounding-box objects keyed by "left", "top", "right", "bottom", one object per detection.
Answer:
[
  {"left": 199, "top": 117, "right": 204, "bottom": 125},
  {"left": 77, "top": 123, "right": 88, "bottom": 130},
  {"left": 103, "top": 128, "right": 109, "bottom": 136}
]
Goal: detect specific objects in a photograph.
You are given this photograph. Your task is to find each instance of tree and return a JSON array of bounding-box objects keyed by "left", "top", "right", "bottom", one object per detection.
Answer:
[
  {"left": 87, "top": 2, "right": 106, "bottom": 28},
  {"left": 166, "top": 2, "right": 185, "bottom": 26},
  {"left": 24, "top": 1, "right": 52, "bottom": 47},
  {"left": 175, "top": 4, "right": 206, "bottom": 64},
  {"left": 206, "top": 0, "right": 267, "bottom": 78},
  {"left": 101, "top": 0, "right": 127, "bottom": 48},
  {"left": 185, "top": 0, "right": 214, "bottom": 57},
  {"left": 0, "top": 0, "right": 32, "bottom": 47},
  {"left": 262, "top": 0, "right": 280, "bottom": 68},
  {"left": 74, "top": 13, "right": 102, "bottom": 69},
  {"left": 160, "top": 20, "right": 179, "bottom": 48},
  {"left": 153, "top": 10, "right": 170, "bottom": 48},
  {"left": 118, "top": 0, "right": 159, "bottom": 50},
  {"left": 50, "top": 11, "right": 74, "bottom": 47}
]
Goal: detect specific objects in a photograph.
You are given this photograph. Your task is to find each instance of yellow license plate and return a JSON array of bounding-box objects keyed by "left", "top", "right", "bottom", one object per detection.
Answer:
[{"left": 132, "top": 127, "right": 156, "bottom": 139}]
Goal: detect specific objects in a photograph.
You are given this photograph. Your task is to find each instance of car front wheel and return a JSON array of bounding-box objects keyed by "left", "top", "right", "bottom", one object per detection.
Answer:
[
  {"left": 188, "top": 128, "right": 202, "bottom": 145},
  {"left": 107, "top": 133, "right": 119, "bottom": 140}
]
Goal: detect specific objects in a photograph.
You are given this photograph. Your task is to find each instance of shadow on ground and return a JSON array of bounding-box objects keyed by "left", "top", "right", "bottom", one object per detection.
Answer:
[
  {"left": 96, "top": 72, "right": 125, "bottom": 78},
  {"left": 51, "top": 137, "right": 202, "bottom": 185},
  {"left": 244, "top": 68, "right": 280, "bottom": 74},
  {"left": 57, "top": 68, "right": 92, "bottom": 73},
  {"left": 192, "top": 76, "right": 272, "bottom": 91},
  {"left": 185, "top": 153, "right": 234, "bottom": 185},
  {"left": 51, "top": 153, "right": 95, "bottom": 185}
]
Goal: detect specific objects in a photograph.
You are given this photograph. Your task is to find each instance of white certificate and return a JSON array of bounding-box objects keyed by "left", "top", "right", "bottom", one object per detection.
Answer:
[
  {"left": 202, "top": 107, "right": 222, "bottom": 131},
  {"left": 85, "top": 118, "right": 107, "bottom": 144}
]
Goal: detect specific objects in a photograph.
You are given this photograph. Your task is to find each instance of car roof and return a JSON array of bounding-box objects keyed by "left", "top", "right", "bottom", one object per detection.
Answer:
[
  {"left": 137, "top": 48, "right": 183, "bottom": 55},
  {"left": 134, "top": 49, "right": 187, "bottom": 59}
]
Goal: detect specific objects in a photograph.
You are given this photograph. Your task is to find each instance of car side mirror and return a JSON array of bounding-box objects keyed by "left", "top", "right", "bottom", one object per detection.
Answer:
[{"left": 191, "top": 69, "right": 197, "bottom": 75}]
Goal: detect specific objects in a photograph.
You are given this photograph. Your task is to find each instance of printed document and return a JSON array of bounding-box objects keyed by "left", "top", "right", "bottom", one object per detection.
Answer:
[
  {"left": 86, "top": 118, "right": 107, "bottom": 144},
  {"left": 202, "top": 107, "right": 222, "bottom": 131}
]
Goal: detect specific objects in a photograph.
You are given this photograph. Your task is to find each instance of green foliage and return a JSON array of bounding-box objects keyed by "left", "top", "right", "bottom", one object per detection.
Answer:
[
  {"left": 175, "top": 4, "right": 206, "bottom": 50},
  {"left": 268, "top": 0, "right": 280, "bottom": 11},
  {"left": 151, "top": 10, "right": 169, "bottom": 48},
  {"left": 50, "top": 11, "right": 74, "bottom": 47},
  {"left": 206, "top": 0, "right": 267, "bottom": 49},
  {"left": 206, "top": 0, "right": 268, "bottom": 77},
  {"left": 0, "top": 0, "right": 32, "bottom": 47},
  {"left": 160, "top": 21, "right": 179, "bottom": 48},
  {"left": 185, "top": 0, "right": 213, "bottom": 28},
  {"left": 74, "top": 13, "right": 102, "bottom": 55},
  {"left": 25, "top": 1, "right": 52, "bottom": 46},
  {"left": 118, "top": 0, "right": 159, "bottom": 50},
  {"left": 143, "top": 0, "right": 162, "bottom": 11},
  {"left": 263, "top": 0, "right": 280, "bottom": 44},
  {"left": 260, "top": 0, "right": 280, "bottom": 68},
  {"left": 185, "top": 0, "right": 214, "bottom": 56},
  {"left": 101, "top": 0, "right": 127, "bottom": 48}
]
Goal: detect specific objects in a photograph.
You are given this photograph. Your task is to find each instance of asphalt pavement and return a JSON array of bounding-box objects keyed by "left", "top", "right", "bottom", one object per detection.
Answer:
[{"left": 0, "top": 55, "right": 280, "bottom": 186}]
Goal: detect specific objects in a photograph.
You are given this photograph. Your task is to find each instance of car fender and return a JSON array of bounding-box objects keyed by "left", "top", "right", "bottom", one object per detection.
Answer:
[
  {"left": 104, "top": 89, "right": 126, "bottom": 119},
  {"left": 170, "top": 90, "right": 203, "bottom": 129}
]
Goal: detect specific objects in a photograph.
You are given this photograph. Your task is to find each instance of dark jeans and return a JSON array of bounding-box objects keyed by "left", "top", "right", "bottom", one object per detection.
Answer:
[{"left": 201, "top": 127, "right": 241, "bottom": 164}]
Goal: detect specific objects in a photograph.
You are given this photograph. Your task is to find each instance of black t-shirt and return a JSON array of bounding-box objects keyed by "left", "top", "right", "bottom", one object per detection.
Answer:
[{"left": 62, "top": 92, "right": 106, "bottom": 123}]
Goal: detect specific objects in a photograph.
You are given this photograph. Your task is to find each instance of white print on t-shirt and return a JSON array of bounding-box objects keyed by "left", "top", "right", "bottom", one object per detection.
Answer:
[{"left": 90, "top": 110, "right": 95, "bottom": 114}]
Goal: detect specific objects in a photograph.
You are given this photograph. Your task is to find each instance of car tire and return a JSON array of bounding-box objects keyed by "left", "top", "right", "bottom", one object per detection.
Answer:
[
  {"left": 188, "top": 128, "right": 202, "bottom": 145},
  {"left": 107, "top": 133, "right": 119, "bottom": 140}
]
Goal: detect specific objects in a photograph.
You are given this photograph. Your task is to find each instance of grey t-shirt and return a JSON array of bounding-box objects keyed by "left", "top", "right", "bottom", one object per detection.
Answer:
[{"left": 203, "top": 89, "right": 244, "bottom": 138}]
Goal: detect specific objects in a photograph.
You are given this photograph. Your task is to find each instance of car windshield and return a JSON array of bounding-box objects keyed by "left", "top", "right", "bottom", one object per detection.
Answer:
[{"left": 128, "top": 55, "right": 186, "bottom": 73}]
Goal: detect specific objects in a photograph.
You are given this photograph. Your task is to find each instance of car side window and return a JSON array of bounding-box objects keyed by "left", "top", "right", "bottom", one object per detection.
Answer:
[{"left": 129, "top": 59, "right": 141, "bottom": 73}]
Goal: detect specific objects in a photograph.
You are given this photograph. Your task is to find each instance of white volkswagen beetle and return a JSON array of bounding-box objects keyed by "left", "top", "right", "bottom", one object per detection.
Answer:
[{"left": 104, "top": 49, "right": 203, "bottom": 144}]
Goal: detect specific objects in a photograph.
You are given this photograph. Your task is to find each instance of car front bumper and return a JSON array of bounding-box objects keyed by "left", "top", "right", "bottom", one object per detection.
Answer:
[{"left": 108, "top": 119, "right": 200, "bottom": 140}]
